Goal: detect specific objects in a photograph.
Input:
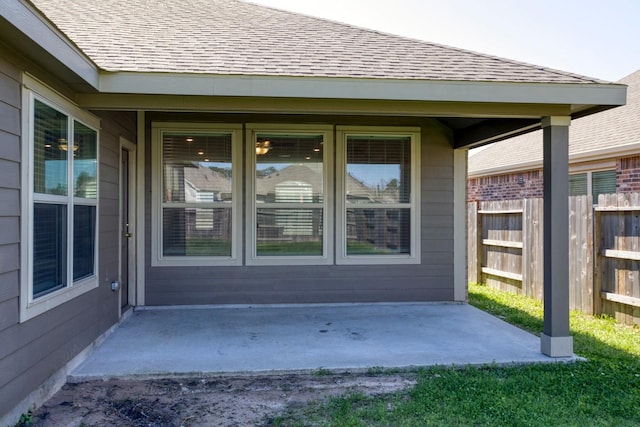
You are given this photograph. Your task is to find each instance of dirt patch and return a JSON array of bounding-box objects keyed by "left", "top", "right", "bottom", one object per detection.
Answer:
[{"left": 30, "top": 373, "right": 417, "bottom": 426}]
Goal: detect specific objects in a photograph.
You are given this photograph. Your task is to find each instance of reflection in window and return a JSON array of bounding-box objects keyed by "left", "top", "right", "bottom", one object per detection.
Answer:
[
  {"left": 161, "top": 132, "right": 234, "bottom": 257},
  {"left": 33, "top": 203, "right": 67, "bottom": 298},
  {"left": 34, "top": 100, "right": 68, "bottom": 196},
  {"left": 73, "top": 205, "right": 96, "bottom": 281},
  {"left": 30, "top": 98, "right": 99, "bottom": 300},
  {"left": 345, "top": 135, "right": 412, "bottom": 255},
  {"left": 346, "top": 136, "right": 411, "bottom": 204},
  {"left": 74, "top": 121, "right": 98, "bottom": 198},
  {"left": 254, "top": 134, "right": 325, "bottom": 256}
]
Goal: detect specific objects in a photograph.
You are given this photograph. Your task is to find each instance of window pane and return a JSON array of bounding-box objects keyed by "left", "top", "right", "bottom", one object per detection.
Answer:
[
  {"left": 569, "top": 173, "right": 587, "bottom": 196},
  {"left": 33, "top": 203, "right": 67, "bottom": 297},
  {"left": 346, "top": 208, "right": 410, "bottom": 255},
  {"left": 592, "top": 170, "right": 616, "bottom": 202},
  {"left": 163, "top": 207, "right": 232, "bottom": 256},
  {"left": 255, "top": 134, "right": 324, "bottom": 203},
  {"left": 74, "top": 121, "right": 98, "bottom": 198},
  {"left": 346, "top": 136, "right": 411, "bottom": 204},
  {"left": 34, "top": 100, "right": 68, "bottom": 195},
  {"left": 73, "top": 205, "right": 96, "bottom": 281},
  {"left": 257, "top": 208, "right": 323, "bottom": 256},
  {"left": 163, "top": 132, "right": 233, "bottom": 203}
]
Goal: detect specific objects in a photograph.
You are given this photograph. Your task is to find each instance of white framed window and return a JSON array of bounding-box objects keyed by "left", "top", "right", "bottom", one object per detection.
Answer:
[
  {"left": 151, "top": 123, "right": 242, "bottom": 266},
  {"left": 246, "top": 124, "right": 333, "bottom": 265},
  {"left": 569, "top": 169, "right": 616, "bottom": 203},
  {"left": 21, "top": 74, "right": 100, "bottom": 321},
  {"left": 336, "top": 127, "right": 421, "bottom": 265}
]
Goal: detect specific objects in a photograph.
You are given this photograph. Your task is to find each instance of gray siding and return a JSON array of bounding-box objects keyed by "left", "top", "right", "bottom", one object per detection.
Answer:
[
  {"left": 0, "top": 47, "right": 135, "bottom": 418},
  {"left": 144, "top": 113, "right": 455, "bottom": 305}
]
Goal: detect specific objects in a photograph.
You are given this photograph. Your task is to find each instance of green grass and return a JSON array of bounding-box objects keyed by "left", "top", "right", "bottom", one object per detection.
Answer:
[
  {"left": 270, "top": 284, "right": 640, "bottom": 426},
  {"left": 257, "top": 240, "right": 322, "bottom": 256}
]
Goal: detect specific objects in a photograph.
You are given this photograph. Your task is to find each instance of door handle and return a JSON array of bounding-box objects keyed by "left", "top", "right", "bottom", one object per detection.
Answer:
[{"left": 124, "top": 232, "right": 133, "bottom": 238}]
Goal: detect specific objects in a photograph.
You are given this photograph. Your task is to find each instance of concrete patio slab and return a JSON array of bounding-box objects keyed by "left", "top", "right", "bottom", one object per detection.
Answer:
[{"left": 70, "top": 303, "right": 575, "bottom": 381}]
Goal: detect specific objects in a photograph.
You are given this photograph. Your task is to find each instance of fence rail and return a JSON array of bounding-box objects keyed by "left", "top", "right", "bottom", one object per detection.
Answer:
[{"left": 468, "top": 193, "right": 640, "bottom": 326}]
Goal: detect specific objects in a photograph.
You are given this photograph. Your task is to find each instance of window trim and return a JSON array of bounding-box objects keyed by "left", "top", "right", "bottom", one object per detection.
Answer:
[
  {"left": 246, "top": 124, "right": 334, "bottom": 266},
  {"left": 151, "top": 122, "right": 243, "bottom": 266},
  {"left": 335, "top": 126, "right": 421, "bottom": 265},
  {"left": 20, "top": 74, "right": 100, "bottom": 322}
]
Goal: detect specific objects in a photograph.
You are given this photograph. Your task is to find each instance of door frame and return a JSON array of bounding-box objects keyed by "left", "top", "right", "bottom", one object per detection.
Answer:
[{"left": 119, "top": 137, "right": 137, "bottom": 316}]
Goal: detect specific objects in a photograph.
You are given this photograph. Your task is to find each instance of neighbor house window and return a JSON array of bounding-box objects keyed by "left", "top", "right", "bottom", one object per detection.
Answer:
[
  {"left": 246, "top": 125, "right": 333, "bottom": 265},
  {"left": 151, "top": 123, "right": 242, "bottom": 266},
  {"left": 569, "top": 170, "right": 616, "bottom": 203},
  {"left": 336, "top": 127, "right": 420, "bottom": 264},
  {"left": 21, "top": 75, "right": 100, "bottom": 321}
]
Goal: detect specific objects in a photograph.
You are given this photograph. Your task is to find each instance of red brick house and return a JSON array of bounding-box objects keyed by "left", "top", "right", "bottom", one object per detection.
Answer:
[{"left": 468, "top": 69, "right": 640, "bottom": 202}]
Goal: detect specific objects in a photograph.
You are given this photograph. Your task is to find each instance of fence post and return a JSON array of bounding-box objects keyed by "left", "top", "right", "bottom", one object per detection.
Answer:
[{"left": 476, "top": 201, "right": 483, "bottom": 284}]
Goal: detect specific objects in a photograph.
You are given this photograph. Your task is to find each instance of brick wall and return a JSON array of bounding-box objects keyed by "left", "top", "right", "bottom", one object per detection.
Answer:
[
  {"left": 467, "top": 169, "right": 543, "bottom": 202},
  {"left": 617, "top": 155, "right": 640, "bottom": 193},
  {"left": 468, "top": 155, "right": 640, "bottom": 202}
]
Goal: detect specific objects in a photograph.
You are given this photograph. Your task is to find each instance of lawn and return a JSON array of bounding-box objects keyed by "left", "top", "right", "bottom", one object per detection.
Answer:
[{"left": 272, "top": 284, "right": 640, "bottom": 426}]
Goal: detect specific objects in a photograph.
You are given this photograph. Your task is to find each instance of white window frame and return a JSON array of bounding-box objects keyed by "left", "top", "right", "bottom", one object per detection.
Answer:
[
  {"left": 20, "top": 74, "right": 100, "bottom": 322},
  {"left": 246, "top": 124, "right": 334, "bottom": 266},
  {"left": 569, "top": 166, "right": 616, "bottom": 200},
  {"left": 151, "top": 122, "right": 242, "bottom": 266},
  {"left": 336, "top": 126, "right": 421, "bottom": 265}
]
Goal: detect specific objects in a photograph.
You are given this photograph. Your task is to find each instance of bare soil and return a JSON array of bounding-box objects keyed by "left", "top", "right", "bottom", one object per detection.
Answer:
[{"left": 29, "top": 373, "right": 416, "bottom": 426}]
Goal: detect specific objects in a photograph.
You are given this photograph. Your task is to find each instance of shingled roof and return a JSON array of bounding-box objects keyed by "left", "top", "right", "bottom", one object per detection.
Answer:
[
  {"left": 29, "top": 0, "right": 605, "bottom": 84},
  {"left": 468, "top": 69, "right": 640, "bottom": 176}
]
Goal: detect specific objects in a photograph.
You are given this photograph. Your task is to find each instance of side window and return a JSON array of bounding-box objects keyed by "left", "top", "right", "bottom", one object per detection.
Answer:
[
  {"left": 569, "top": 170, "right": 616, "bottom": 203},
  {"left": 21, "top": 76, "right": 100, "bottom": 321},
  {"left": 336, "top": 127, "right": 420, "bottom": 265},
  {"left": 569, "top": 173, "right": 587, "bottom": 196},
  {"left": 592, "top": 170, "right": 616, "bottom": 203}
]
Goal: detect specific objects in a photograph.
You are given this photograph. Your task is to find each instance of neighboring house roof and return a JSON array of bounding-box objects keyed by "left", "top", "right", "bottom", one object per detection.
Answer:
[
  {"left": 28, "top": 0, "right": 604, "bottom": 84},
  {"left": 468, "top": 69, "right": 640, "bottom": 177},
  {"left": 184, "top": 165, "right": 232, "bottom": 194},
  {"left": 256, "top": 163, "right": 375, "bottom": 200}
]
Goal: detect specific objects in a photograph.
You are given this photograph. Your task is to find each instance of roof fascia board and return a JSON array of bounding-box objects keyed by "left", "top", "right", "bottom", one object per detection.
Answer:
[
  {"left": 98, "top": 72, "right": 627, "bottom": 106},
  {"left": 468, "top": 141, "right": 640, "bottom": 178},
  {"left": 76, "top": 93, "right": 571, "bottom": 118},
  {"left": 1, "top": 0, "right": 99, "bottom": 89}
]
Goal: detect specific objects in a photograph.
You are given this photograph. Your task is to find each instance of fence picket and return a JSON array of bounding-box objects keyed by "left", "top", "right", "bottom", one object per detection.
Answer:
[{"left": 468, "top": 193, "right": 640, "bottom": 326}]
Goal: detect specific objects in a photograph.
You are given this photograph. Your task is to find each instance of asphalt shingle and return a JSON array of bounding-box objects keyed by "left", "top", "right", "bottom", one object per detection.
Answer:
[
  {"left": 468, "top": 70, "right": 640, "bottom": 174},
  {"left": 30, "top": 0, "right": 606, "bottom": 83}
]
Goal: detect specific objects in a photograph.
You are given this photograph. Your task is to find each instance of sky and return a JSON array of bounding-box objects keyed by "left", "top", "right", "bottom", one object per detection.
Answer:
[{"left": 249, "top": 0, "right": 640, "bottom": 82}]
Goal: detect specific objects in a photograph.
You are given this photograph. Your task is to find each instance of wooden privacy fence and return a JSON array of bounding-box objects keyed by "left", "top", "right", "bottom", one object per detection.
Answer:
[{"left": 468, "top": 193, "right": 640, "bottom": 326}]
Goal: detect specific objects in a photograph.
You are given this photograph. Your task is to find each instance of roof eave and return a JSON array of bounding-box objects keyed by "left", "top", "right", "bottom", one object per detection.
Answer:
[
  {"left": 0, "top": 0, "right": 100, "bottom": 90},
  {"left": 97, "top": 71, "right": 627, "bottom": 108},
  {"left": 468, "top": 140, "right": 640, "bottom": 178}
]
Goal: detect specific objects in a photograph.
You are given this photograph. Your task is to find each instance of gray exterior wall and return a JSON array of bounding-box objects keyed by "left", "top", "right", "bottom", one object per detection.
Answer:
[
  {"left": 0, "top": 44, "right": 135, "bottom": 419},
  {"left": 144, "top": 113, "right": 455, "bottom": 305}
]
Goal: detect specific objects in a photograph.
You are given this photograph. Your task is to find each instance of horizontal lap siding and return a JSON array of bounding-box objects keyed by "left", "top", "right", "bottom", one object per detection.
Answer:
[
  {"left": 145, "top": 117, "right": 454, "bottom": 305},
  {"left": 0, "top": 49, "right": 135, "bottom": 417},
  {"left": 0, "top": 54, "right": 28, "bottom": 417}
]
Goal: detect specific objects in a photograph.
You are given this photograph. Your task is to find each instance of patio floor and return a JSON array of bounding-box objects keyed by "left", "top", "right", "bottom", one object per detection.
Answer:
[{"left": 70, "top": 303, "right": 576, "bottom": 381}]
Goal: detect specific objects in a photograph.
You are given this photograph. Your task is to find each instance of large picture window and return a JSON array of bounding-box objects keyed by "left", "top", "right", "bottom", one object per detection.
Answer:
[
  {"left": 21, "top": 75, "right": 100, "bottom": 321},
  {"left": 247, "top": 125, "right": 333, "bottom": 265},
  {"left": 336, "top": 127, "right": 420, "bottom": 264},
  {"left": 152, "top": 123, "right": 242, "bottom": 266}
]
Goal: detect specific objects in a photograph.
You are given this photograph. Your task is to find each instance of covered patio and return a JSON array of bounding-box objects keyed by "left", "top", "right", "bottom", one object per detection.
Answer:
[{"left": 70, "top": 303, "right": 573, "bottom": 381}]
